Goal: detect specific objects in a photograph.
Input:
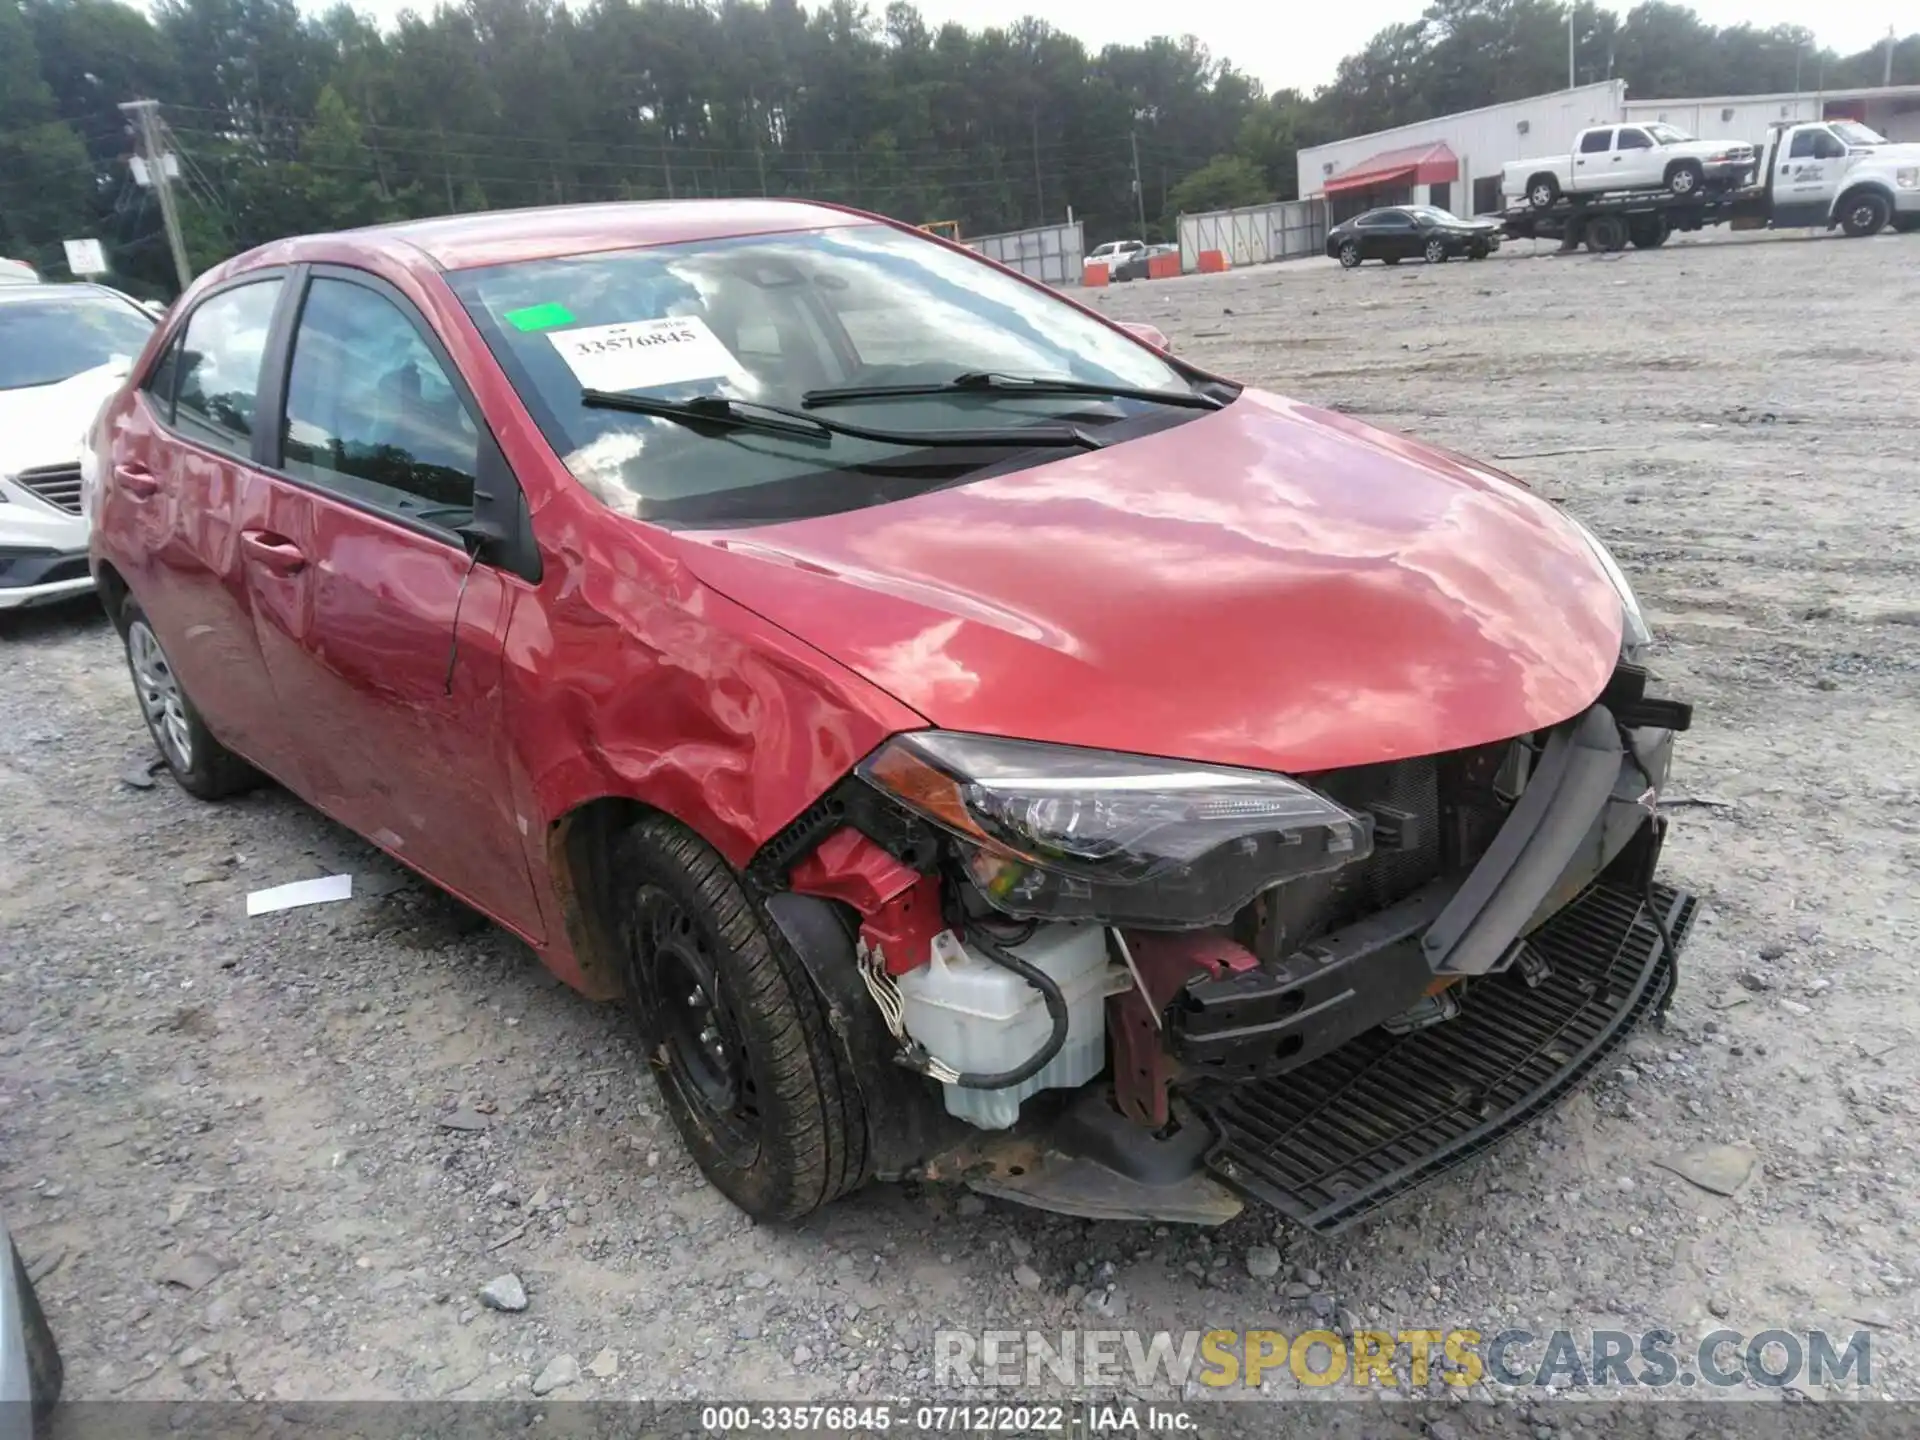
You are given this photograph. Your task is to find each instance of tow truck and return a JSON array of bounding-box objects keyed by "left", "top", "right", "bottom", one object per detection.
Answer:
[{"left": 1499, "top": 119, "right": 1919, "bottom": 253}]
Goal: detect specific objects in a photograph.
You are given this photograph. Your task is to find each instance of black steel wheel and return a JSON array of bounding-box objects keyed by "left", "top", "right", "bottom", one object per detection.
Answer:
[
  {"left": 614, "top": 814, "right": 866, "bottom": 1219},
  {"left": 1584, "top": 214, "right": 1630, "bottom": 253},
  {"left": 1840, "top": 191, "right": 1891, "bottom": 238}
]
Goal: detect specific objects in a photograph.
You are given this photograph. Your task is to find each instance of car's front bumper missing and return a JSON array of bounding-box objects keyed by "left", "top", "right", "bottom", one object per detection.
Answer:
[{"left": 928, "top": 698, "right": 1694, "bottom": 1230}]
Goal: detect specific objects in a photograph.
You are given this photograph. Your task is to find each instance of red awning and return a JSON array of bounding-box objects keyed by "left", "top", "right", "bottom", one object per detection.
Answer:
[{"left": 1322, "top": 141, "right": 1459, "bottom": 195}]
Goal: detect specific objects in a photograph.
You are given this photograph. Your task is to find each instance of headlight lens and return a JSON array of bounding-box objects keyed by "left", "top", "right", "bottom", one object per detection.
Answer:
[
  {"left": 858, "top": 731, "right": 1371, "bottom": 926},
  {"left": 1564, "top": 512, "right": 1652, "bottom": 662},
  {"left": 1896, "top": 167, "right": 1918, "bottom": 189}
]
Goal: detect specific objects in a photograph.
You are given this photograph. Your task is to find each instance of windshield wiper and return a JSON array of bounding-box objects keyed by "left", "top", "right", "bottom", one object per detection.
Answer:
[
  {"left": 800, "top": 371, "right": 1224, "bottom": 411},
  {"left": 580, "top": 388, "right": 1107, "bottom": 449}
]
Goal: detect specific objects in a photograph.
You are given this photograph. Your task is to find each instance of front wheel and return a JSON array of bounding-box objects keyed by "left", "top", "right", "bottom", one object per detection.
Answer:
[
  {"left": 615, "top": 814, "right": 866, "bottom": 1220},
  {"left": 1424, "top": 237, "right": 1448, "bottom": 264},
  {"left": 1666, "top": 160, "right": 1704, "bottom": 197},
  {"left": 1527, "top": 176, "right": 1560, "bottom": 209},
  {"left": 1892, "top": 214, "right": 1920, "bottom": 234},
  {"left": 1840, "top": 192, "right": 1891, "bottom": 237},
  {"left": 1338, "top": 241, "right": 1361, "bottom": 269},
  {"left": 120, "top": 595, "right": 257, "bottom": 800}
]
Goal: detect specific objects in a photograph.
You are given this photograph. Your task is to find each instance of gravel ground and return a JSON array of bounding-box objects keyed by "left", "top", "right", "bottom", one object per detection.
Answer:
[{"left": 5, "top": 227, "right": 1919, "bottom": 1413}]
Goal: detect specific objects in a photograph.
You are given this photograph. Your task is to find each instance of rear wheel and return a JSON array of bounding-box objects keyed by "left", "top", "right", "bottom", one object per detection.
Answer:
[
  {"left": 1892, "top": 214, "right": 1920, "bottom": 234},
  {"left": 1840, "top": 191, "right": 1891, "bottom": 237},
  {"left": 615, "top": 814, "right": 866, "bottom": 1220},
  {"left": 1527, "top": 175, "right": 1560, "bottom": 209},
  {"left": 1423, "top": 237, "right": 1448, "bottom": 264},
  {"left": 1629, "top": 215, "right": 1671, "bottom": 249},
  {"left": 1584, "top": 214, "right": 1630, "bottom": 253},
  {"left": 119, "top": 596, "right": 257, "bottom": 800},
  {"left": 1338, "top": 241, "right": 1362, "bottom": 269},
  {"left": 11, "top": 1240, "right": 63, "bottom": 1419},
  {"left": 1665, "top": 160, "right": 1704, "bottom": 197}
]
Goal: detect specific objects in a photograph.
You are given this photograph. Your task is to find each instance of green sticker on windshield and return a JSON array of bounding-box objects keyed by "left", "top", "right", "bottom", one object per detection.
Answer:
[{"left": 504, "top": 302, "right": 576, "bottom": 332}]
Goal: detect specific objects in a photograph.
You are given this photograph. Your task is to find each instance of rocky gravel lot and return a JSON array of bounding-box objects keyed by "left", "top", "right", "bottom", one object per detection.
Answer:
[{"left": 4, "top": 227, "right": 1919, "bottom": 1417}]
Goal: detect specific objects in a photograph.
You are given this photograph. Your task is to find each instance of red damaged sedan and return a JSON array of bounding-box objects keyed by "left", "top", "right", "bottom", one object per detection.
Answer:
[{"left": 87, "top": 201, "right": 1693, "bottom": 1231}]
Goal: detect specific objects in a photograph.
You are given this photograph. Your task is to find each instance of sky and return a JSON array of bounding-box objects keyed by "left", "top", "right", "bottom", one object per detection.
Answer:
[{"left": 301, "top": 0, "right": 1905, "bottom": 95}]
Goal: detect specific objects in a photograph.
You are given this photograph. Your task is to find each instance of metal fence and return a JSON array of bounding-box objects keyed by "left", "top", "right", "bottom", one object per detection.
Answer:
[
  {"left": 965, "top": 220, "right": 1085, "bottom": 287},
  {"left": 1177, "top": 198, "right": 1328, "bottom": 271}
]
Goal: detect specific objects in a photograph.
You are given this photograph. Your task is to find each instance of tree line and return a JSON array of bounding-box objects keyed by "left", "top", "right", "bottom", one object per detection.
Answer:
[{"left": 1, "top": 0, "right": 1914, "bottom": 296}]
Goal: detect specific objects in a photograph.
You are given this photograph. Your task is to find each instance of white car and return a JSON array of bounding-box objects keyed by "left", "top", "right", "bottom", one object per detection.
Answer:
[
  {"left": 0, "top": 283, "right": 156, "bottom": 611},
  {"left": 1505, "top": 124, "right": 1757, "bottom": 209}
]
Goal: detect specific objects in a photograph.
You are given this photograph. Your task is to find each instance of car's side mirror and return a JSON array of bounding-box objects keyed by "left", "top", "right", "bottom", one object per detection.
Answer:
[{"left": 1117, "top": 321, "right": 1173, "bottom": 353}]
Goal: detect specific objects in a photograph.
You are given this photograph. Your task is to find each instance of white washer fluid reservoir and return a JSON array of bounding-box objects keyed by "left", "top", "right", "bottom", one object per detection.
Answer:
[{"left": 895, "top": 924, "right": 1130, "bottom": 1131}]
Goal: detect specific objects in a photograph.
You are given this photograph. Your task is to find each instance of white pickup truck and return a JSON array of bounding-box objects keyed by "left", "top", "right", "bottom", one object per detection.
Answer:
[
  {"left": 1504, "top": 123, "right": 1756, "bottom": 209},
  {"left": 1752, "top": 119, "right": 1920, "bottom": 235}
]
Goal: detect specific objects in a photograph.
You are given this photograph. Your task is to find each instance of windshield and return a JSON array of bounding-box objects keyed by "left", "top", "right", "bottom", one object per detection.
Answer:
[
  {"left": 0, "top": 293, "right": 154, "bottom": 390},
  {"left": 1832, "top": 121, "right": 1888, "bottom": 147},
  {"left": 1645, "top": 124, "right": 1693, "bottom": 145},
  {"left": 449, "top": 222, "right": 1207, "bottom": 526}
]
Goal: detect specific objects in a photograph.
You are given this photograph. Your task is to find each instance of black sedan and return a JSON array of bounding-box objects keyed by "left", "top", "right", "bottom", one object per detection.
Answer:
[{"left": 1327, "top": 206, "right": 1503, "bottom": 268}]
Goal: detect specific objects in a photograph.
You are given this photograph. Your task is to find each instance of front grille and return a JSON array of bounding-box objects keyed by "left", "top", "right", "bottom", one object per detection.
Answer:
[
  {"left": 1197, "top": 881, "right": 1696, "bottom": 1233},
  {"left": 15, "top": 463, "right": 84, "bottom": 514}
]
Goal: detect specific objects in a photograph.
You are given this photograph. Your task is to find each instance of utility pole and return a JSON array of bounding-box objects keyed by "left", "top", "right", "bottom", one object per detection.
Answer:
[
  {"left": 1886, "top": 26, "right": 1897, "bottom": 88},
  {"left": 1130, "top": 128, "right": 1146, "bottom": 241},
  {"left": 1031, "top": 111, "right": 1044, "bottom": 228},
  {"left": 120, "top": 98, "right": 191, "bottom": 293},
  {"left": 1568, "top": 5, "right": 1576, "bottom": 89}
]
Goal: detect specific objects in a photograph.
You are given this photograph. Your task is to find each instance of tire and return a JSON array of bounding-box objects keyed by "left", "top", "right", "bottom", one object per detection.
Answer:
[
  {"left": 1893, "top": 214, "right": 1920, "bottom": 234},
  {"left": 1666, "top": 160, "right": 1704, "bottom": 197},
  {"left": 1424, "top": 237, "right": 1447, "bottom": 264},
  {"left": 1527, "top": 175, "right": 1560, "bottom": 210},
  {"left": 1337, "top": 241, "right": 1361, "bottom": 269},
  {"left": 1584, "top": 214, "right": 1629, "bottom": 253},
  {"left": 1839, "top": 191, "right": 1891, "bottom": 238},
  {"left": 1469, "top": 245, "right": 1489, "bottom": 260},
  {"left": 614, "top": 814, "right": 866, "bottom": 1220},
  {"left": 11, "top": 1240, "right": 63, "bottom": 1420},
  {"left": 1629, "top": 215, "right": 1671, "bottom": 249},
  {"left": 119, "top": 595, "right": 257, "bottom": 800}
]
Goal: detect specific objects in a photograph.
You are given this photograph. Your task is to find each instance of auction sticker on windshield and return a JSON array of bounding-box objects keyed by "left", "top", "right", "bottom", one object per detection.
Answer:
[{"left": 549, "top": 315, "right": 739, "bottom": 393}]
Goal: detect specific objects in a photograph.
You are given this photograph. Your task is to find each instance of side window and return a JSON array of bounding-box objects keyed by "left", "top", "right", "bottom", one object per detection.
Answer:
[
  {"left": 1788, "top": 130, "right": 1818, "bottom": 158},
  {"left": 1616, "top": 128, "right": 1653, "bottom": 150},
  {"left": 1815, "top": 132, "right": 1847, "bottom": 159},
  {"left": 1579, "top": 130, "right": 1613, "bottom": 154},
  {"left": 172, "top": 280, "right": 283, "bottom": 453},
  {"left": 281, "top": 277, "right": 478, "bottom": 531}
]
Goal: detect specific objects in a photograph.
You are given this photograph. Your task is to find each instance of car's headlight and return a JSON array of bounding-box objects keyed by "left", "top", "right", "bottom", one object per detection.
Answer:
[
  {"left": 1897, "top": 167, "right": 1918, "bottom": 189},
  {"left": 1563, "top": 512, "right": 1651, "bottom": 663},
  {"left": 858, "top": 731, "right": 1372, "bottom": 926}
]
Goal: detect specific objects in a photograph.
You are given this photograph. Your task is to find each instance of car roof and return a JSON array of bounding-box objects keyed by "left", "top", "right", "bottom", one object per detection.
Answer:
[
  {"left": 264, "top": 198, "right": 874, "bottom": 273},
  {"left": 0, "top": 281, "right": 143, "bottom": 307}
]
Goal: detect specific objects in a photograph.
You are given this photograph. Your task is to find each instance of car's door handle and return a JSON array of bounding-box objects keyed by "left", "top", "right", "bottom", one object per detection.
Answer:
[
  {"left": 115, "top": 464, "right": 160, "bottom": 498},
  {"left": 240, "top": 529, "right": 308, "bottom": 576}
]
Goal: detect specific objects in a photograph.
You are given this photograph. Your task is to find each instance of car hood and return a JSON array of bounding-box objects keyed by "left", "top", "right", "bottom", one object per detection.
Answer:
[
  {"left": 0, "top": 361, "right": 126, "bottom": 477},
  {"left": 676, "top": 391, "right": 1624, "bottom": 775}
]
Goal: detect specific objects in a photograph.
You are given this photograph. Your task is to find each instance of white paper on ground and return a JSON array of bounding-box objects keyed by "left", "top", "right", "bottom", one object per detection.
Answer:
[
  {"left": 246, "top": 873, "right": 354, "bottom": 916},
  {"left": 547, "top": 315, "right": 738, "bottom": 394}
]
